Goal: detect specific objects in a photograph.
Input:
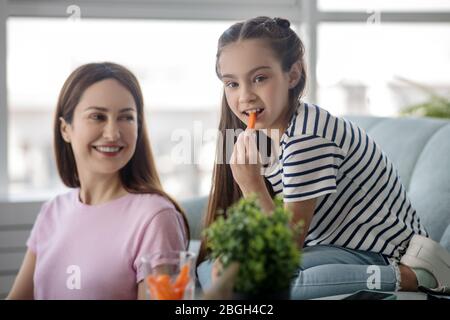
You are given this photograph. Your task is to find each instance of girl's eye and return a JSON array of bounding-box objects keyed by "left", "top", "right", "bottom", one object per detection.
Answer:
[
  {"left": 225, "top": 81, "right": 238, "bottom": 88},
  {"left": 254, "top": 75, "right": 267, "bottom": 83},
  {"left": 120, "top": 115, "right": 135, "bottom": 122}
]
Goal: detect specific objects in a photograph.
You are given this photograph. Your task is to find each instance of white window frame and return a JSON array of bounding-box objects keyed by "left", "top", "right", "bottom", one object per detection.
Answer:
[{"left": 0, "top": 0, "right": 449, "bottom": 198}]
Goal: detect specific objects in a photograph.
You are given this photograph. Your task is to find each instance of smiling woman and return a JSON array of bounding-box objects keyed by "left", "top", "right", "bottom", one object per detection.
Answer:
[
  {"left": 7, "top": 62, "right": 190, "bottom": 300},
  {"left": 58, "top": 79, "right": 138, "bottom": 189}
]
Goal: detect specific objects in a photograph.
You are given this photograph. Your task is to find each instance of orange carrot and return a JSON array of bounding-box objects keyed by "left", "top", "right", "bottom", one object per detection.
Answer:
[
  {"left": 146, "top": 265, "right": 192, "bottom": 300},
  {"left": 156, "top": 274, "right": 176, "bottom": 299},
  {"left": 156, "top": 274, "right": 171, "bottom": 285},
  {"left": 173, "top": 286, "right": 185, "bottom": 300},
  {"left": 174, "top": 264, "right": 189, "bottom": 288},
  {"left": 248, "top": 111, "right": 256, "bottom": 129},
  {"left": 146, "top": 275, "right": 163, "bottom": 300},
  {"left": 174, "top": 264, "right": 191, "bottom": 299},
  {"left": 147, "top": 274, "right": 174, "bottom": 300},
  {"left": 155, "top": 283, "right": 174, "bottom": 300}
]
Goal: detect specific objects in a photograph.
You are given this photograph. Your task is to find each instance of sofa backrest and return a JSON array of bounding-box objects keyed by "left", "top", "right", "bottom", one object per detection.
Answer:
[
  {"left": 182, "top": 116, "right": 450, "bottom": 252},
  {"left": 181, "top": 196, "right": 207, "bottom": 241}
]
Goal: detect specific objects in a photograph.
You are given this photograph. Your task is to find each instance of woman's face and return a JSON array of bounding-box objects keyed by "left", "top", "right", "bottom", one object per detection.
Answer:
[{"left": 60, "top": 79, "right": 138, "bottom": 180}]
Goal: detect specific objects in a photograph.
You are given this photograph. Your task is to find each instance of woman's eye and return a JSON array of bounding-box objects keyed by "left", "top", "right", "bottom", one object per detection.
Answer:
[
  {"left": 254, "top": 75, "right": 267, "bottom": 83},
  {"left": 91, "top": 113, "right": 106, "bottom": 121}
]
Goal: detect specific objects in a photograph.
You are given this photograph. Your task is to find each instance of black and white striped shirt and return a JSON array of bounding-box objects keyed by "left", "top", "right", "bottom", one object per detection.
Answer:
[{"left": 262, "top": 102, "right": 428, "bottom": 259}]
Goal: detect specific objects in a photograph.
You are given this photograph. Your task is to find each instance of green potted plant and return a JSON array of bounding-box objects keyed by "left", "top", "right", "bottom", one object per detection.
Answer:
[
  {"left": 203, "top": 194, "right": 302, "bottom": 299},
  {"left": 396, "top": 76, "right": 450, "bottom": 119},
  {"left": 401, "top": 95, "right": 450, "bottom": 119}
]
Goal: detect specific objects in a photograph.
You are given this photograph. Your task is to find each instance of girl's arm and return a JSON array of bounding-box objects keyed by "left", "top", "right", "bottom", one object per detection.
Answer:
[
  {"left": 231, "top": 130, "right": 316, "bottom": 248},
  {"left": 245, "top": 184, "right": 316, "bottom": 248},
  {"left": 285, "top": 199, "right": 316, "bottom": 248},
  {"left": 6, "top": 249, "right": 35, "bottom": 300},
  {"left": 244, "top": 179, "right": 275, "bottom": 213}
]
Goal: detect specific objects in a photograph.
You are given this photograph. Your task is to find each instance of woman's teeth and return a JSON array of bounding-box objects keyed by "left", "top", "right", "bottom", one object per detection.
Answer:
[{"left": 95, "top": 146, "right": 121, "bottom": 153}]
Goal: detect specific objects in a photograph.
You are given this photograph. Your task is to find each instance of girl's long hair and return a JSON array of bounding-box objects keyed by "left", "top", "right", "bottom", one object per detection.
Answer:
[
  {"left": 198, "top": 16, "right": 307, "bottom": 263},
  {"left": 54, "top": 62, "right": 190, "bottom": 244}
]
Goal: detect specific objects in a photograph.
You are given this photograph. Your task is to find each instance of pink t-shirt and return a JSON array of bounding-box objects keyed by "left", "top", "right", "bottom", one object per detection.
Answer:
[{"left": 26, "top": 189, "right": 188, "bottom": 300}]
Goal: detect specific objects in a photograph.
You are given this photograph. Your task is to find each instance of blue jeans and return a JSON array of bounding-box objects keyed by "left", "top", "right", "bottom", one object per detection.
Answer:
[{"left": 197, "top": 245, "right": 399, "bottom": 299}]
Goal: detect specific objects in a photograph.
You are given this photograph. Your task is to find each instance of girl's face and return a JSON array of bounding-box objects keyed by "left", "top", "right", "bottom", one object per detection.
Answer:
[
  {"left": 60, "top": 79, "right": 138, "bottom": 180},
  {"left": 218, "top": 39, "right": 301, "bottom": 133}
]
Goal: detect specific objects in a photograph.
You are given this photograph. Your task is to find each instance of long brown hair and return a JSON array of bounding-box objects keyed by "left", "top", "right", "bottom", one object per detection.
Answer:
[
  {"left": 54, "top": 62, "right": 190, "bottom": 243},
  {"left": 198, "top": 17, "right": 307, "bottom": 263}
]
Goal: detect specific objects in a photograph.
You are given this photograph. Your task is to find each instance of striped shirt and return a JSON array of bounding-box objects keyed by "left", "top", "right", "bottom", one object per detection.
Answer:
[{"left": 262, "top": 102, "right": 428, "bottom": 259}]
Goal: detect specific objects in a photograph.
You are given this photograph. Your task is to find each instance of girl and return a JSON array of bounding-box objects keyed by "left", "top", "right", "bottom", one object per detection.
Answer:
[
  {"left": 7, "top": 62, "right": 189, "bottom": 300},
  {"left": 198, "top": 16, "right": 449, "bottom": 299}
]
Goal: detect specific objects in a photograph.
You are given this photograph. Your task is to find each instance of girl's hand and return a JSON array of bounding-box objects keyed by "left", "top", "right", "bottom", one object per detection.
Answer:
[
  {"left": 230, "top": 129, "right": 265, "bottom": 195},
  {"left": 211, "top": 258, "right": 223, "bottom": 283},
  {"left": 205, "top": 262, "right": 239, "bottom": 300}
]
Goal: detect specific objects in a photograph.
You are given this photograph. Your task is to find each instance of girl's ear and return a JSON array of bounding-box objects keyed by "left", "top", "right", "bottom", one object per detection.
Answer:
[
  {"left": 59, "top": 117, "right": 71, "bottom": 143},
  {"left": 288, "top": 61, "right": 302, "bottom": 89}
]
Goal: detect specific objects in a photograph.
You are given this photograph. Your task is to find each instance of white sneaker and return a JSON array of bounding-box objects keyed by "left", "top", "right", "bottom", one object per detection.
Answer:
[{"left": 400, "top": 234, "right": 450, "bottom": 293}]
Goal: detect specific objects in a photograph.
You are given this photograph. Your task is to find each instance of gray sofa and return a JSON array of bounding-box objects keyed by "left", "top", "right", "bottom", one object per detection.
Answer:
[{"left": 181, "top": 115, "right": 450, "bottom": 298}]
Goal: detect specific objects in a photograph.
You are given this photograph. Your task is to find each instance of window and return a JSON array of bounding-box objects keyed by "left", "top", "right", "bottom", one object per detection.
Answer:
[
  {"left": 319, "top": 0, "right": 450, "bottom": 12},
  {"left": 317, "top": 23, "right": 450, "bottom": 116}
]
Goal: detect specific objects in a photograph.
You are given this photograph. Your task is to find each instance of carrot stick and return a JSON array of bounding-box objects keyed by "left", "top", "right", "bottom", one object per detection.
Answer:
[
  {"left": 174, "top": 264, "right": 189, "bottom": 288},
  {"left": 248, "top": 111, "right": 256, "bottom": 129},
  {"left": 146, "top": 275, "right": 163, "bottom": 300},
  {"left": 156, "top": 274, "right": 176, "bottom": 299},
  {"left": 156, "top": 274, "right": 171, "bottom": 285},
  {"left": 173, "top": 287, "right": 185, "bottom": 300},
  {"left": 147, "top": 265, "right": 192, "bottom": 300},
  {"left": 145, "top": 274, "right": 174, "bottom": 300}
]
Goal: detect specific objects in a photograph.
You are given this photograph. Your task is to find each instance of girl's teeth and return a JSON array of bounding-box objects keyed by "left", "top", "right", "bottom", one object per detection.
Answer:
[
  {"left": 245, "top": 108, "right": 262, "bottom": 115},
  {"left": 96, "top": 146, "right": 120, "bottom": 153}
]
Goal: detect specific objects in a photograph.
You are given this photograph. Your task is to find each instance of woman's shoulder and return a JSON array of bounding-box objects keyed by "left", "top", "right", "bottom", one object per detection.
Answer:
[
  {"left": 126, "top": 192, "right": 179, "bottom": 218},
  {"left": 31, "top": 189, "right": 78, "bottom": 228},
  {"left": 121, "top": 193, "right": 185, "bottom": 235},
  {"left": 128, "top": 192, "right": 174, "bottom": 208},
  {"left": 39, "top": 188, "right": 77, "bottom": 212}
]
